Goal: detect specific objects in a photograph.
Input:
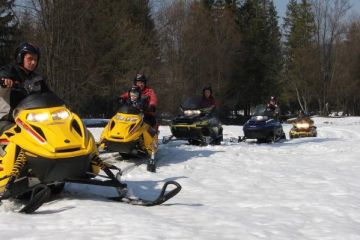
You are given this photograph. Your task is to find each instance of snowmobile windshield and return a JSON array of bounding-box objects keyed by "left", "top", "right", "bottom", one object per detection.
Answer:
[
  {"left": 252, "top": 105, "right": 276, "bottom": 118},
  {"left": 117, "top": 104, "right": 141, "bottom": 115},
  {"left": 15, "top": 92, "right": 65, "bottom": 112},
  {"left": 180, "top": 96, "right": 214, "bottom": 111},
  {"left": 294, "top": 117, "right": 313, "bottom": 124}
]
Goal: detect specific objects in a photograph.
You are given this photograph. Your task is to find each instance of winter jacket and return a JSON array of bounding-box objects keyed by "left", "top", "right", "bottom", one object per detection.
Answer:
[
  {"left": 0, "top": 64, "right": 49, "bottom": 118},
  {"left": 266, "top": 103, "right": 280, "bottom": 117},
  {"left": 124, "top": 98, "right": 147, "bottom": 111},
  {"left": 121, "top": 86, "right": 158, "bottom": 113},
  {"left": 200, "top": 95, "right": 218, "bottom": 108}
]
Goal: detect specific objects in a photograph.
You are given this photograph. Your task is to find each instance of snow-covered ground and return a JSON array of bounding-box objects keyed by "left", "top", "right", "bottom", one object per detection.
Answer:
[{"left": 1, "top": 117, "right": 360, "bottom": 240}]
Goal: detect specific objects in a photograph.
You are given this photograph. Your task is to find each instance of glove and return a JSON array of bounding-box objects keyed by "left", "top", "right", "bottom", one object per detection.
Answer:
[
  {"left": 133, "top": 101, "right": 142, "bottom": 109},
  {"left": 0, "top": 78, "right": 14, "bottom": 88},
  {"left": 118, "top": 97, "right": 125, "bottom": 105}
]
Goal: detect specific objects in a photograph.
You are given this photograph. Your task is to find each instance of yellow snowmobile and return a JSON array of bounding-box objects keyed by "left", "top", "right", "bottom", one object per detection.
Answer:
[
  {"left": 289, "top": 116, "right": 317, "bottom": 139},
  {"left": 99, "top": 103, "right": 159, "bottom": 172},
  {"left": 0, "top": 78, "right": 180, "bottom": 213}
]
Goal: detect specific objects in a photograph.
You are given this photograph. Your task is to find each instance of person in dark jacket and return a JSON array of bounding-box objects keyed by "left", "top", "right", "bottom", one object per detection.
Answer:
[
  {"left": 120, "top": 73, "right": 158, "bottom": 129},
  {"left": 0, "top": 42, "right": 49, "bottom": 121},
  {"left": 200, "top": 86, "right": 218, "bottom": 108}
]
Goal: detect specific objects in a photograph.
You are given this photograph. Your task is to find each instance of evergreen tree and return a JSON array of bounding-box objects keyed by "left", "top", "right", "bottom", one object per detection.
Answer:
[
  {"left": 282, "top": 0, "right": 317, "bottom": 113},
  {"left": 235, "top": 0, "right": 282, "bottom": 115},
  {"left": 0, "top": 0, "right": 18, "bottom": 66}
]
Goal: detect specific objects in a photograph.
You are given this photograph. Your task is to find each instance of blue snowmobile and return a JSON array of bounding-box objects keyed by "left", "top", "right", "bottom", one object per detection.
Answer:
[{"left": 242, "top": 104, "right": 286, "bottom": 143}]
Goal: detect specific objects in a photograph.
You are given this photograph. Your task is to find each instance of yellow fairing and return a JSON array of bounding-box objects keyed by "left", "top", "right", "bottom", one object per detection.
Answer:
[
  {"left": 0, "top": 106, "right": 99, "bottom": 191},
  {"left": 12, "top": 106, "right": 95, "bottom": 158},
  {"left": 289, "top": 128, "right": 316, "bottom": 137},
  {"left": 100, "top": 112, "right": 158, "bottom": 156},
  {"left": 102, "top": 112, "right": 145, "bottom": 141},
  {"left": 0, "top": 143, "right": 17, "bottom": 191}
]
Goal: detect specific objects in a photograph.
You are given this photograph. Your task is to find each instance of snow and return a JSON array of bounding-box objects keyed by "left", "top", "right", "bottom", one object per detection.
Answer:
[{"left": 1, "top": 117, "right": 360, "bottom": 240}]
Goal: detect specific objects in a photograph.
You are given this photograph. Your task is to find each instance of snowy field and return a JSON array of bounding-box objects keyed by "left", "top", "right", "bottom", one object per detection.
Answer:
[{"left": 1, "top": 117, "right": 360, "bottom": 240}]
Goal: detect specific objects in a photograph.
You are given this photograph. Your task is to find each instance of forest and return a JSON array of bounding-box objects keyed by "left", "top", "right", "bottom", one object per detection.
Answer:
[{"left": 0, "top": 0, "right": 359, "bottom": 120}]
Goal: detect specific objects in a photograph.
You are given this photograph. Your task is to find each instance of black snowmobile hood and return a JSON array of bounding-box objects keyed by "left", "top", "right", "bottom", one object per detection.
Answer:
[
  {"left": 15, "top": 91, "right": 65, "bottom": 112},
  {"left": 117, "top": 104, "right": 141, "bottom": 115}
]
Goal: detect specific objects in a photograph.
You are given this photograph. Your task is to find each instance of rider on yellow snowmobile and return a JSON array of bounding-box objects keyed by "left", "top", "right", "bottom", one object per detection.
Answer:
[
  {"left": 0, "top": 42, "right": 49, "bottom": 123},
  {"left": 289, "top": 109, "right": 317, "bottom": 139},
  {"left": 120, "top": 73, "right": 158, "bottom": 130},
  {"left": 122, "top": 86, "right": 146, "bottom": 111},
  {"left": 101, "top": 84, "right": 160, "bottom": 172}
]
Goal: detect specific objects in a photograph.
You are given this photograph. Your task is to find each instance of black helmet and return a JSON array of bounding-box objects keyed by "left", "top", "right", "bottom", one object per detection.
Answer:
[
  {"left": 128, "top": 86, "right": 141, "bottom": 100},
  {"left": 15, "top": 42, "right": 41, "bottom": 65},
  {"left": 133, "top": 73, "right": 147, "bottom": 85}
]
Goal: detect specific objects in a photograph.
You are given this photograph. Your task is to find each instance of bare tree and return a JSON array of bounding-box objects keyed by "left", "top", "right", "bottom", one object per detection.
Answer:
[
  {"left": 331, "top": 20, "right": 360, "bottom": 114},
  {"left": 23, "top": 0, "right": 159, "bottom": 116},
  {"left": 156, "top": 1, "right": 241, "bottom": 113},
  {"left": 312, "top": 0, "right": 351, "bottom": 114}
]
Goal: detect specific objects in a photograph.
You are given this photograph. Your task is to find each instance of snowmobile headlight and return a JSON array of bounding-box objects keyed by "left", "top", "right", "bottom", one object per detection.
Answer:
[
  {"left": 126, "top": 117, "right": 138, "bottom": 122},
  {"left": 296, "top": 122, "right": 310, "bottom": 129},
  {"left": 51, "top": 110, "right": 70, "bottom": 120},
  {"left": 184, "top": 110, "right": 201, "bottom": 116},
  {"left": 115, "top": 115, "right": 125, "bottom": 121},
  {"left": 255, "top": 116, "right": 268, "bottom": 121},
  {"left": 27, "top": 112, "right": 49, "bottom": 122}
]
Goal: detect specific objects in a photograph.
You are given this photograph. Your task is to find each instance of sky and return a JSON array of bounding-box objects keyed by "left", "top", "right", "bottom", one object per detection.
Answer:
[{"left": 274, "top": 0, "right": 360, "bottom": 20}]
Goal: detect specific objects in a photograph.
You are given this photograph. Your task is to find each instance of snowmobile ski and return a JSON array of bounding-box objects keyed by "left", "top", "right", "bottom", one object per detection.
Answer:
[
  {"left": 0, "top": 183, "right": 52, "bottom": 214},
  {"left": 108, "top": 180, "right": 181, "bottom": 206},
  {"left": 18, "top": 184, "right": 52, "bottom": 213}
]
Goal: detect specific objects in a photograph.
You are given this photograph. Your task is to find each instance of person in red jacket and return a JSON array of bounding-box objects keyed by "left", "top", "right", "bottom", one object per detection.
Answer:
[
  {"left": 200, "top": 86, "right": 218, "bottom": 108},
  {"left": 120, "top": 73, "right": 158, "bottom": 129},
  {"left": 266, "top": 96, "right": 280, "bottom": 118}
]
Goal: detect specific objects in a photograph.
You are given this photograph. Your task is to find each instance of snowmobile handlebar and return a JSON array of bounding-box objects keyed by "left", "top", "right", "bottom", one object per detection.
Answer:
[
  {"left": 0, "top": 78, "right": 21, "bottom": 89},
  {"left": 0, "top": 76, "right": 44, "bottom": 95}
]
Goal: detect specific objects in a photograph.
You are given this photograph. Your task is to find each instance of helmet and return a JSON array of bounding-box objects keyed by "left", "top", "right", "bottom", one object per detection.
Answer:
[
  {"left": 133, "top": 73, "right": 147, "bottom": 85},
  {"left": 129, "top": 86, "right": 141, "bottom": 100},
  {"left": 15, "top": 42, "right": 41, "bottom": 65},
  {"left": 270, "top": 96, "right": 277, "bottom": 101}
]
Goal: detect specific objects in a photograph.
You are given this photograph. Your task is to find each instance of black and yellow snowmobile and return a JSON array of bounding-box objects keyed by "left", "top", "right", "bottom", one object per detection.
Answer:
[
  {"left": 99, "top": 102, "right": 159, "bottom": 172},
  {"left": 289, "top": 116, "right": 317, "bottom": 139},
  {"left": 163, "top": 96, "right": 223, "bottom": 146},
  {"left": 0, "top": 77, "right": 181, "bottom": 213}
]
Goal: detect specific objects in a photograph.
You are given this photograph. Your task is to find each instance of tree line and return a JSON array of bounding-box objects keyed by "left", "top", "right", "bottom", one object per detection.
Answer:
[{"left": 0, "top": 0, "right": 359, "bottom": 119}]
